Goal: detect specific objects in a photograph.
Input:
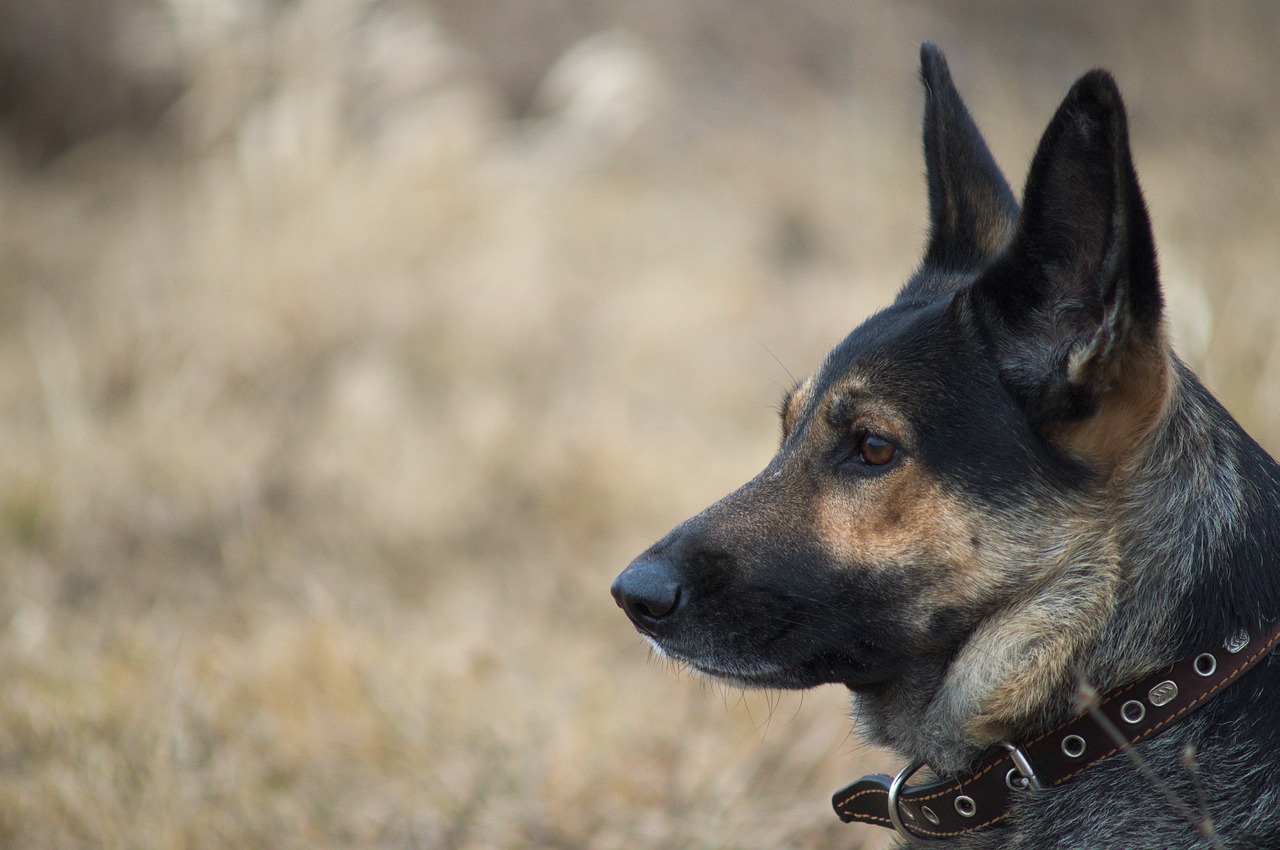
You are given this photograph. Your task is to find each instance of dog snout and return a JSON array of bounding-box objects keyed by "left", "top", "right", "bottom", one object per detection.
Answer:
[{"left": 611, "top": 554, "right": 683, "bottom": 635}]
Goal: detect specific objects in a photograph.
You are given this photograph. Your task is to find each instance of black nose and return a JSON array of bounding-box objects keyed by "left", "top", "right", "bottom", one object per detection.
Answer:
[{"left": 611, "top": 554, "right": 683, "bottom": 634}]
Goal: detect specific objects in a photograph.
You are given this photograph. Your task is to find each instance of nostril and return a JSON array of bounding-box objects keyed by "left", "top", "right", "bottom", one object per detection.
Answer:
[
  {"left": 627, "top": 586, "right": 680, "bottom": 621},
  {"left": 611, "top": 556, "right": 683, "bottom": 631}
]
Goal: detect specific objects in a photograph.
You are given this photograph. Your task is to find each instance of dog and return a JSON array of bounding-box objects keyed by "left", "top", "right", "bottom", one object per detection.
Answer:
[{"left": 612, "top": 43, "right": 1280, "bottom": 848}]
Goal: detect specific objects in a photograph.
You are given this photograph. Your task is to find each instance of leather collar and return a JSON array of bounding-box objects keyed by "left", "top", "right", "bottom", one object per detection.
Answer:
[{"left": 832, "top": 621, "right": 1280, "bottom": 842}]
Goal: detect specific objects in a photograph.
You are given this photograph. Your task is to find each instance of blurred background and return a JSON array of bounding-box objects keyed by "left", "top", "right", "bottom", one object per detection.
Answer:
[{"left": 0, "top": 1, "right": 1276, "bottom": 847}]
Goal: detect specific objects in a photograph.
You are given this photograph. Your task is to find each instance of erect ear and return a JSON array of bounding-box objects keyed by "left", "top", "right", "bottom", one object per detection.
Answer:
[
  {"left": 970, "top": 70, "right": 1169, "bottom": 467},
  {"left": 918, "top": 43, "right": 1019, "bottom": 273}
]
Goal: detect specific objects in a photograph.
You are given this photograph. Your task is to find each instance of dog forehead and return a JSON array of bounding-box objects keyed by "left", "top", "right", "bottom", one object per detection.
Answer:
[{"left": 809, "top": 297, "right": 958, "bottom": 404}]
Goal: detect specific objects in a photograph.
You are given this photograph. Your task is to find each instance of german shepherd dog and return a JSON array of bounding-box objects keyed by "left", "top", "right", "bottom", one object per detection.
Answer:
[{"left": 612, "top": 44, "right": 1280, "bottom": 848}]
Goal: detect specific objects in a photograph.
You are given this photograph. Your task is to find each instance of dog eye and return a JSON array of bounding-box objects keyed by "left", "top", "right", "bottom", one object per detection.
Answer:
[{"left": 858, "top": 434, "right": 897, "bottom": 466}]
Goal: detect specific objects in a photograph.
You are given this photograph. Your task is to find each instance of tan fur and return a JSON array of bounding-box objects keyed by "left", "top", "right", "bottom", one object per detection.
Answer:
[
  {"left": 813, "top": 467, "right": 984, "bottom": 593},
  {"left": 966, "top": 186, "right": 1018, "bottom": 260},
  {"left": 781, "top": 375, "right": 816, "bottom": 436},
  {"left": 1063, "top": 328, "right": 1173, "bottom": 473},
  {"left": 957, "top": 527, "right": 1120, "bottom": 742}
]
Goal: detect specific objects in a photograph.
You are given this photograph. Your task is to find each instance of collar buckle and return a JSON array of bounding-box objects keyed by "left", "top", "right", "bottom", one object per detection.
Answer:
[{"left": 886, "top": 759, "right": 944, "bottom": 844}]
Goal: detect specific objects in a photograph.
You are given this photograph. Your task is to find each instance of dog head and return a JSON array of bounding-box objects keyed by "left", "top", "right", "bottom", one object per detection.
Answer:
[{"left": 612, "top": 44, "right": 1171, "bottom": 758}]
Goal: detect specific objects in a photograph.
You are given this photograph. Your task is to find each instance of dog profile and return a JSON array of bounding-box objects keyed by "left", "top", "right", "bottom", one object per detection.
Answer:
[{"left": 612, "top": 43, "right": 1280, "bottom": 848}]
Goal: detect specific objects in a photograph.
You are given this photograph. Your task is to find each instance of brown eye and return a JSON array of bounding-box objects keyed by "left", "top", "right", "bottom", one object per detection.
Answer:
[{"left": 859, "top": 434, "right": 897, "bottom": 466}]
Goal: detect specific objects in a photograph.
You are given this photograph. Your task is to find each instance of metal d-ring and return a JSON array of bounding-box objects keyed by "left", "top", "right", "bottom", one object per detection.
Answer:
[{"left": 887, "top": 760, "right": 945, "bottom": 844}]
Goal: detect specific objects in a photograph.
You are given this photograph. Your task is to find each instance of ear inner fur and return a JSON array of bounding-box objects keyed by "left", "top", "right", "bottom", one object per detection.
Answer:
[
  {"left": 1053, "top": 324, "right": 1173, "bottom": 470},
  {"left": 914, "top": 43, "right": 1019, "bottom": 282}
]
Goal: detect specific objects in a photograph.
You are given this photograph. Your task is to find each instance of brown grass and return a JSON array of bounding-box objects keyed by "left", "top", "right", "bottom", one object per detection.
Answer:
[{"left": 0, "top": 1, "right": 1276, "bottom": 847}]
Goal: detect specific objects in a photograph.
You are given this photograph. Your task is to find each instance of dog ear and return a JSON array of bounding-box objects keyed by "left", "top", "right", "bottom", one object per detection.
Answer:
[
  {"left": 918, "top": 43, "right": 1019, "bottom": 272},
  {"left": 971, "top": 71, "right": 1168, "bottom": 466}
]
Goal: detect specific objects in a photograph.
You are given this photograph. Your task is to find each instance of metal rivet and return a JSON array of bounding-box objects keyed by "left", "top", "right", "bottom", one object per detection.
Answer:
[
  {"left": 954, "top": 795, "right": 977, "bottom": 818},
  {"left": 1194, "top": 652, "right": 1217, "bottom": 677},
  {"left": 1225, "top": 629, "right": 1250, "bottom": 654},
  {"left": 921, "top": 805, "right": 940, "bottom": 826},
  {"left": 1060, "top": 734, "right": 1087, "bottom": 758},
  {"left": 1006, "top": 768, "right": 1029, "bottom": 791},
  {"left": 1121, "top": 699, "right": 1146, "bottom": 724},
  {"left": 1148, "top": 680, "right": 1179, "bottom": 707}
]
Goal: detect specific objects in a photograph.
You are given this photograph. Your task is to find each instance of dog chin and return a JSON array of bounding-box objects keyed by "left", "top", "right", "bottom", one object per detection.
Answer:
[{"left": 646, "top": 637, "right": 860, "bottom": 690}]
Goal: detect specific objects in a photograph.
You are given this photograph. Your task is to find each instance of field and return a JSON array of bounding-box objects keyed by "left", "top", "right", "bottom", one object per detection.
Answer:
[{"left": 0, "top": 1, "right": 1277, "bottom": 847}]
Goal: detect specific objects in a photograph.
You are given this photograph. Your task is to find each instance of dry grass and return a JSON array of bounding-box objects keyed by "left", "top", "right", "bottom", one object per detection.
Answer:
[{"left": 0, "top": 1, "right": 1276, "bottom": 847}]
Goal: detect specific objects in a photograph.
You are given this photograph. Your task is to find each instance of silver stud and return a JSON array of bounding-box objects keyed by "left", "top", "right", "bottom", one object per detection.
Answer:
[
  {"left": 1225, "top": 629, "right": 1250, "bottom": 654},
  {"left": 1148, "top": 680, "right": 1179, "bottom": 706},
  {"left": 1121, "top": 699, "right": 1146, "bottom": 724},
  {"left": 1060, "top": 734, "right": 1087, "bottom": 758}
]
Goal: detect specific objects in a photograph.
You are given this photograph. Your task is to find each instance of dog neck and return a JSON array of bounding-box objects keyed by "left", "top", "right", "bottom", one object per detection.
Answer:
[{"left": 1101, "top": 361, "right": 1280, "bottom": 673}]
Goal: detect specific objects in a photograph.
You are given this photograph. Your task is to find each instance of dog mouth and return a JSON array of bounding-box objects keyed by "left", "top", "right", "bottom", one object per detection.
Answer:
[
  {"left": 645, "top": 637, "right": 784, "bottom": 684},
  {"left": 645, "top": 634, "right": 884, "bottom": 690}
]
